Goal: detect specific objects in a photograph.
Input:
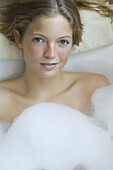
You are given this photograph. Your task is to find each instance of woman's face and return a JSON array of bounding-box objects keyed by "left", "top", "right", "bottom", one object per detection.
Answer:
[{"left": 15, "top": 14, "right": 73, "bottom": 79}]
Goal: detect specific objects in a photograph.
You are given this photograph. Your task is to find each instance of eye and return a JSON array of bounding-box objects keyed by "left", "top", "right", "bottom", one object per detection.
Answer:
[
  {"left": 33, "top": 37, "right": 44, "bottom": 43},
  {"left": 59, "top": 40, "right": 69, "bottom": 45}
]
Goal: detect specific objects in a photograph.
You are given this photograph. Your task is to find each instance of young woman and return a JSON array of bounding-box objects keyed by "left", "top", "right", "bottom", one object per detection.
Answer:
[
  {"left": 0, "top": 0, "right": 112, "bottom": 122},
  {"left": 0, "top": 1, "right": 113, "bottom": 170}
]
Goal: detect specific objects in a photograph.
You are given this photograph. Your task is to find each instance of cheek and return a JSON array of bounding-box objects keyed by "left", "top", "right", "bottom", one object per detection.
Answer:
[
  {"left": 24, "top": 43, "right": 43, "bottom": 62},
  {"left": 59, "top": 47, "right": 72, "bottom": 61}
]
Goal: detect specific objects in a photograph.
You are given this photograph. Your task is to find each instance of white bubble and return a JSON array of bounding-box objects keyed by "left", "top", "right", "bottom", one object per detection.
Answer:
[{"left": 0, "top": 103, "right": 113, "bottom": 170}]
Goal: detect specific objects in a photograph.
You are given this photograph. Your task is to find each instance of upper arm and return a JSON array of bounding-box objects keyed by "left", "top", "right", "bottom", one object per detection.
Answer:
[
  {"left": 80, "top": 73, "right": 110, "bottom": 98},
  {"left": 0, "top": 82, "right": 11, "bottom": 115},
  {"left": 87, "top": 73, "right": 110, "bottom": 95},
  {"left": 0, "top": 86, "right": 7, "bottom": 113},
  {"left": 94, "top": 74, "right": 109, "bottom": 89}
]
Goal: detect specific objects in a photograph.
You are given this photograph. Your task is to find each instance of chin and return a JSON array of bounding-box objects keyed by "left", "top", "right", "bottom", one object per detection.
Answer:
[{"left": 37, "top": 70, "right": 60, "bottom": 79}]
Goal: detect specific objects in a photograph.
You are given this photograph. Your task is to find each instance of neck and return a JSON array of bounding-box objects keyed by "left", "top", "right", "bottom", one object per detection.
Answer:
[{"left": 22, "top": 66, "right": 65, "bottom": 99}]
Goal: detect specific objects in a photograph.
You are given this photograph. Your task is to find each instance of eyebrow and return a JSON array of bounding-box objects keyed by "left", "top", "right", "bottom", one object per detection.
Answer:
[{"left": 32, "top": 33, "right": 72, "bottom": 39}]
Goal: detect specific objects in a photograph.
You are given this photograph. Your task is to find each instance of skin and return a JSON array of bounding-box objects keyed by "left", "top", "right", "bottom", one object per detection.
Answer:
[{"left": 0, "top": 14, "right": 109, "bottom": 122}]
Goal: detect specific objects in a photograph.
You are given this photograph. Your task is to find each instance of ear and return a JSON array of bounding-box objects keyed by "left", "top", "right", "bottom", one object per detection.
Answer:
[{"left": 14, "top": 29, "right": 23, "bottom": 48}]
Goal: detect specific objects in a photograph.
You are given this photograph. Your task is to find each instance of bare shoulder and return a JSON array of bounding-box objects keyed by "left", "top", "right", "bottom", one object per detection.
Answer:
[
  {"left": 67, "top": 71, "right": 109, "bottom": 94},
  {"left": 0, "top": 82, "right": 11, "bottom": 117},
  {"left": 66, "top": 71, "right": 109, "bottom": 88},
  {"left": 0, "top": 77, "right": 23, "bottom": 117},
  {"left": 84, "top": 72, "right": 109, "bottom": 88},
  {"left": 0, "top": 80, "right": 15, "bottom": 109},
  {"left": 0, "top": 76, "right": 24, "bottom": 93},
  {"left": 63, "top": 72, "right": 109, "bottom": 111}
]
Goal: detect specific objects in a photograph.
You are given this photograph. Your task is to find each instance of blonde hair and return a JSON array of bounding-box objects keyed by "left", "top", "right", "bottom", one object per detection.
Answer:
[
  {"left": 74, "top": 0, "right": 113, "bottom": 17},
  {"left": 0, "top": 0, "right": 113, "bottom": 45}
]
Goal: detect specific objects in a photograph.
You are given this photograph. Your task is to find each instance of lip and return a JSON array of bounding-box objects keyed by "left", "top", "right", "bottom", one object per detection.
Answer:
[{"left": 40, "top": 63, "right": 58, "bottom": 69}]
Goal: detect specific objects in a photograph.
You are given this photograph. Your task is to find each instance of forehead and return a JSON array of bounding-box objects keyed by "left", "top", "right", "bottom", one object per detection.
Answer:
[{"left": 25, "top": 14, "right": 72, "bottom": 36}]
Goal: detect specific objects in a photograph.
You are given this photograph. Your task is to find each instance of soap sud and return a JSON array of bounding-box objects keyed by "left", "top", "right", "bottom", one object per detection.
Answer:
[
  {"left": 91, "top": 84, "right": 113, "bottom": 140},
  {"left": 73, "top": 164, "right": 87, "bottom": 170},
  {"left": 0, "top": 103, "right": 113, "bottom": 170}
]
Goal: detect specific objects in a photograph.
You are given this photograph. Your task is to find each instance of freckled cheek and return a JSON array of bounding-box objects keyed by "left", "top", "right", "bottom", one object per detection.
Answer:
[
  {"left": 59, "top": 48, "right": 72, "bottom": 61},
  {"left": 24, "top": 45, "right": 43, "bottom": 62}
]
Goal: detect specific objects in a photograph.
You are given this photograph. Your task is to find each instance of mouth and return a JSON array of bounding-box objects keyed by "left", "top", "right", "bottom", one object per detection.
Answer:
[{"left": 40, "top": 63, "right": 58, "bottom": 69}]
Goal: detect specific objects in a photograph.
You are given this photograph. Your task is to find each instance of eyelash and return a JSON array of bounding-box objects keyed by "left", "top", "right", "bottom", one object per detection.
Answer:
[
  {"left": 33, "top": 37, "right": 44, "bottom": 43},
  {"left": 32, "top": 37, "right": 70, "bottom": 46},
  {"left": 58, "top": 40, "right": 69, "bottom": 45}
]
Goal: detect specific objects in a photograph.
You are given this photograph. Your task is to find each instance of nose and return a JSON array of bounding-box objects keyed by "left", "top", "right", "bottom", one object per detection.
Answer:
[{"left": 44, "top": 43, "right": 56, "bottom": 59}]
